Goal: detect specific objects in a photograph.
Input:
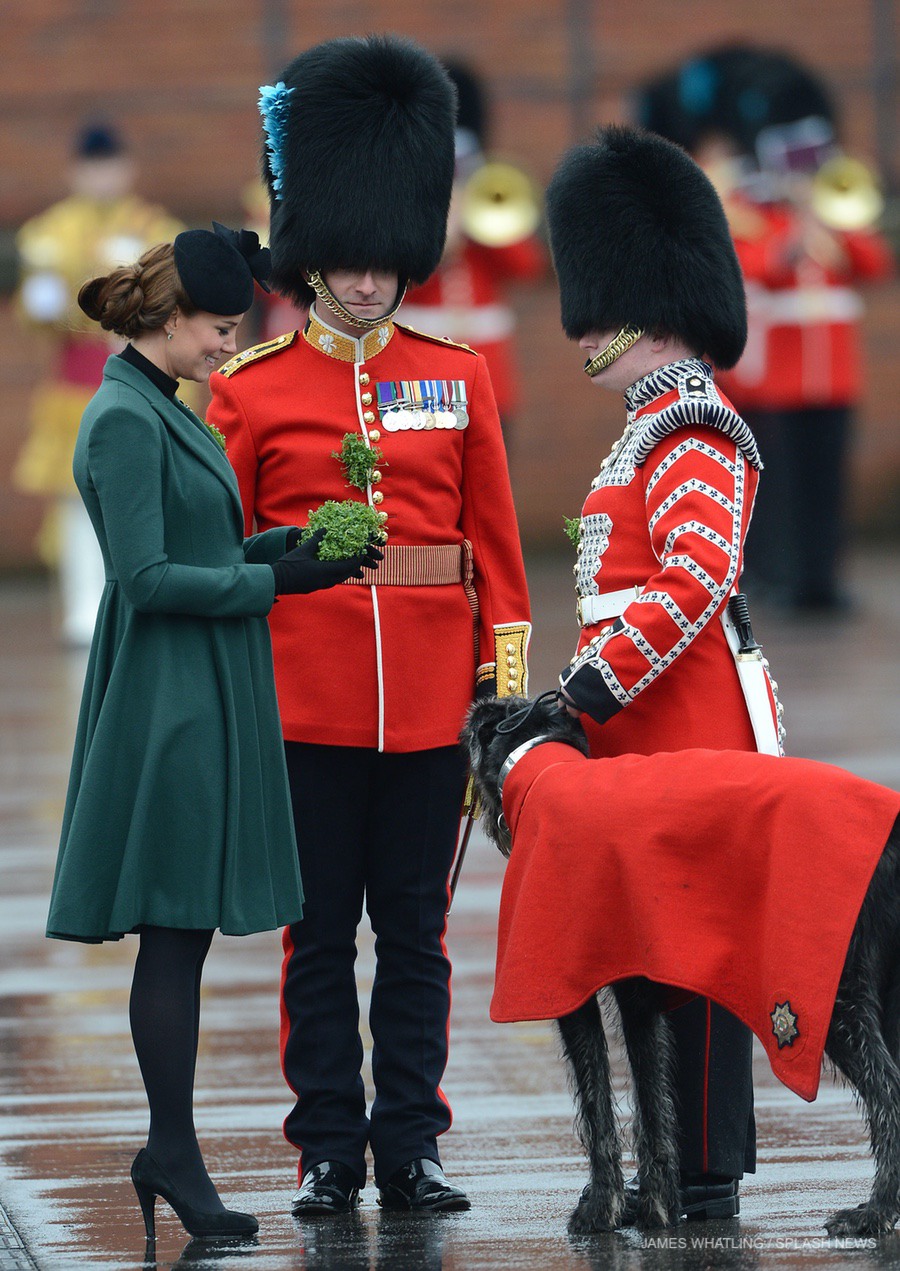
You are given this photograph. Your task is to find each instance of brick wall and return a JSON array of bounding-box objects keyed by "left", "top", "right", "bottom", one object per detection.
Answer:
[{"left": 0, "top": 0, "right": 897, "bottom": 564}]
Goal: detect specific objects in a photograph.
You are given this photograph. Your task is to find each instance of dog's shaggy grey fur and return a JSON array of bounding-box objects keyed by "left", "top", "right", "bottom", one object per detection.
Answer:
[{"left": 462, "top": 693, "right": 900, "bottom": 1236}]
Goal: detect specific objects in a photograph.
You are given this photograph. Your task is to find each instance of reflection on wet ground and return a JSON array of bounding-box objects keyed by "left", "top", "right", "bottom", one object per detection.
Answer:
[{"left": 1, "top": 552, "right": 899, "bottom": 1268}]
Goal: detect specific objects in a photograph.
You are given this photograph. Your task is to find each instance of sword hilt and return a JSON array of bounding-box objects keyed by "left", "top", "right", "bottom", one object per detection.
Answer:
[{"left": 727, "top": 592, "right": 762, "bottom": 656}]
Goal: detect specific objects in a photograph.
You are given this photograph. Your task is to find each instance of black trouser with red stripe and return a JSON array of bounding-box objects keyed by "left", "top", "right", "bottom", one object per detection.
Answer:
[
  {"left": 667, "top": 997, "right": 756, "bottom": 1178},
  {"left": 281, "top": 741, "right": 467, "bottom": 1189}
]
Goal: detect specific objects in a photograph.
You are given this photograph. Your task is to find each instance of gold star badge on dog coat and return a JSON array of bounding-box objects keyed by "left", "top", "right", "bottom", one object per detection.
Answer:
[{"left": 771, "top": 1001, "right": 799, "bottom": 1048}]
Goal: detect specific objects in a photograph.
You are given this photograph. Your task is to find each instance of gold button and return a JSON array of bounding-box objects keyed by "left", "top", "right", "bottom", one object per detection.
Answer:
[
  {"left": 363, "top": 411, "right": 375, "bottom": 424},
  {"left": 372, "top": 490, "right": 384, "bottom": 505},
  {"left": 361, "top": 392, "right": 373, "bottom": 406},
  {"left": 507, "top": 679, "right": 518, "bottom": 692},
  {"left": 507, "top": 667, "right": 519, "bottom": 680},
  {"left": 506, "top": 656, "right": 517, "bottom": 668},
  {"left": 377, "top": 510, "right": 388, "bottom": 522},
  {"left": 371, "top": 470, "right": 382, "bottom": 484},
  {"left": 505, "top": 642, "right": 516, "bottom": 654},
  {"left": 369, "top": 429, "right": 381, "bottom": 442},
  {"left": 359, "top": 372, "right": 370, "bottom": 386}
]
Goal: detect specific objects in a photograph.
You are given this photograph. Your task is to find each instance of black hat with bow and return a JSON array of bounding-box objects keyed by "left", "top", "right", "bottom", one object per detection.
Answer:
[{"left": 174, "top": 222, "right": 271, "bottom": 315}]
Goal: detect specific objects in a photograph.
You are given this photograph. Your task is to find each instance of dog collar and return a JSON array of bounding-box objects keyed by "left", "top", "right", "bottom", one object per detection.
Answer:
[{"left": 497, "top": 734, "right": 554, "bottom": 805}]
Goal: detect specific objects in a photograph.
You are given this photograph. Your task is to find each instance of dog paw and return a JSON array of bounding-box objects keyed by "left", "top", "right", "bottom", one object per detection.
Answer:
[
  {"left": 620, "top": 1178, "right": 680, "bottom": 1229},
  {"left": 567, "top": 1184, "right": 622, "bottom": 1234},
  {"left": 635, "top": 1191, "right": 680, "bottom": 1230},
  {"left": 620, "top": 1188, "right": 639, "bottom": 1228},
  {"left": 825, "top": 1203, "right": 897, "bottom": 1238}
]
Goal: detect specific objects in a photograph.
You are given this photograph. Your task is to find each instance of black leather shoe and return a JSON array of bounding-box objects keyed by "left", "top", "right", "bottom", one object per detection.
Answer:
[
  {"left": 680, "top": 1174, "right": 739, "bottom": 1220},
  {"left": 290, "top": 1162, "right": 361, "bottom": 1216},
  {"left": 378, "top": 1159, "right": 470, "bottom": 1212},
  {"left": 622, "top": 1173, "right": 739, "bottom": 1224}
]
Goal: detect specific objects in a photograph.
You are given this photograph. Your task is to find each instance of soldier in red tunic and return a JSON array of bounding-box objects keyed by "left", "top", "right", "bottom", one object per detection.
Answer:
[
  {"left": 546, "top": 125, "right": 783, "bottom": 1221},
  {"left": 207, "top": 35, "right": 531, "bottom": 1216}
]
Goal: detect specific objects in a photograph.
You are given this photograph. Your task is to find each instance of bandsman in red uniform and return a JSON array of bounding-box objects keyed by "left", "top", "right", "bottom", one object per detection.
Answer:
[
  {"left": 207, "top": 35, "right": 530, "bottom": 1217},
  {"left": 400, "top": 61, "right": 545, "bottom": 435},
  {"left": 636, "top": 46, "right": 895, "bottom": 611},
  {"left": 13, "top": 124, "right": 185, "bottom": 644},
  {"left": 718, "top": 195, "right": 893, "bottom": 609},
  {"left": 546, "top": 126, "right": 783, "bottom": 1221}
]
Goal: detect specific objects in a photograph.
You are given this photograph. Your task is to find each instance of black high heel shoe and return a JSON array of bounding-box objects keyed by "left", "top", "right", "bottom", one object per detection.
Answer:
[{"left": 131, "top": 1148, "right": 259, "bottom": 1241}]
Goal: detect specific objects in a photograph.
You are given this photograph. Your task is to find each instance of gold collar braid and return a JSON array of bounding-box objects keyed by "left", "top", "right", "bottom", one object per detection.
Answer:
[
  {"left": 307, "top": 271, "right": 408, "bottom": 331},
  {"left": 584, "top": 325, "right": 644, "bottom": 377}
]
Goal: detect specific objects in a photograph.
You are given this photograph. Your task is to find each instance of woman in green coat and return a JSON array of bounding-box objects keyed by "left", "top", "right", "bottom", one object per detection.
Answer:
[{"left": 45, "top": 225, "right": 380, "bottom": 1242}]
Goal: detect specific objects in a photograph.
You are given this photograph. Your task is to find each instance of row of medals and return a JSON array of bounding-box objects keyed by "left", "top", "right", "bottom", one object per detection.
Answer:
[{"left": 380, "top": 406, "right": 468, "bottom": 432}]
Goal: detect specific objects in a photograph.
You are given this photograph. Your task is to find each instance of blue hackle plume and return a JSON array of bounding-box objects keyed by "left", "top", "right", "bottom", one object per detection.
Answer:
[{"left": 258, "top": 81, "right": 295, "bottom": 199}]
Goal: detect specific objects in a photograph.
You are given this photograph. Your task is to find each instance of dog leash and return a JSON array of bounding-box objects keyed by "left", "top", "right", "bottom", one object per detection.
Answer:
[
  {"left": 495, "top": 689, "right": 562, "bottom": 734},
  {"left": 447, "top": 797, "right": 476, "bottom": 916},
  {"left": 448, "top": 691, "right": 564, "bottom": 913}
]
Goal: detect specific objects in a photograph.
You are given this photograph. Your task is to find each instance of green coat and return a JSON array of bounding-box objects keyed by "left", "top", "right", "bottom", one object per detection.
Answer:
[{"left": 46, "top": 357, "right": 304, "bottom": 942}]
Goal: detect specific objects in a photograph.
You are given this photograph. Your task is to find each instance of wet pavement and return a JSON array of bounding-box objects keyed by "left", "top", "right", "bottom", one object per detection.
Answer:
[{"left": 1, "top": 550, "right": 900, "bottom": 1269}]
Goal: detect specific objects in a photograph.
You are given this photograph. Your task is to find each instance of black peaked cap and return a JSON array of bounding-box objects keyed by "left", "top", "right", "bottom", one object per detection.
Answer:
[
  {"left": 264, "top": 34, "right": 456, "bottom": 307},
  {"left": 546, "top": 125, "right": 747, "bottom": 369}
]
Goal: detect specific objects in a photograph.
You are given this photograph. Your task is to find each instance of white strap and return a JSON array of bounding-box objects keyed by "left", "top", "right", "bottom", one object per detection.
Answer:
[
  {"left": 720, "top": 608, "right": 782, "bottom": 757},
  {"left": 577, "top": 585, "right": 643, "bottom": 627}
]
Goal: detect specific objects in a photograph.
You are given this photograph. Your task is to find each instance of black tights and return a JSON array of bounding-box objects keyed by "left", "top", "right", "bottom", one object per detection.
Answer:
[{"left": 129, "top": 926, "right": 222, "bottom": 1212}]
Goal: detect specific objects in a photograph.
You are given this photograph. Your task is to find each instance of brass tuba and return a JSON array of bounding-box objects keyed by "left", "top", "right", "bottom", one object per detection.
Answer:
[
  {"left": 459, "top": 161, "right": 542, "bottom": 247},
  {"left": 810, "top": 156, "right": 884, "bottom": 231}
]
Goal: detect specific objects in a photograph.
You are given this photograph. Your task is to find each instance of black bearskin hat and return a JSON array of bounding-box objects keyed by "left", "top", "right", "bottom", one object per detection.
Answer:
[
  {"left": 546, "top": 125, "right": 747, "bottom": 369},
  {"left": 262, "top": 34, "right": 456, "bottom": 307},
  {"left": 707, "top": 47, "right": 836, "bottom": 157},
  {"left": 634, "top": 46, "right": 836, "bottom": 159},
  {"left": 443, "top": 59, "right": 488, "bottom": 145}
]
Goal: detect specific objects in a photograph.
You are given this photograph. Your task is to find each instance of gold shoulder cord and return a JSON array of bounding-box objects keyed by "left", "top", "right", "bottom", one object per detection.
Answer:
[
  {"left": 218, "top": 331, "right": 297, "bottom": 377},
  {"left": 394, "top": 322, "right": 477, "bottom": 355}
]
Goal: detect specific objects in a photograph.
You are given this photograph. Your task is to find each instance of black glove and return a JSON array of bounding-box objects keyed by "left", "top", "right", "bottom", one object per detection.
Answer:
[{"left": 270, "top": 528, "right": 382, "bottom": 596}]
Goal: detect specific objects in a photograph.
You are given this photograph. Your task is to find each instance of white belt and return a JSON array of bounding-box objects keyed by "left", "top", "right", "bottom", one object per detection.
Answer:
[
  {"left": 398, "top": 303, "right": 516, "bottom": 343},
  {"left": 746, "top": 284, "right": 864, "bottom": 325},
  {"left": 576, "top": 586, "right": 643, "bottom": 626}
]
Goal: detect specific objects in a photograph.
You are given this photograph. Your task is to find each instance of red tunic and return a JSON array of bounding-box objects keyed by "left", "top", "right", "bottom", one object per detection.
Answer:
[
  {"left": 491, "top": 741, "right": 900, "bottom": 1101},
  {"left": 401, "top": 236, "right": 545, "bottom": 417},
  {"left": 717, "top": 201, "right": 893, "bottom": 411},
  {"left": 207, "top": 310, "right": 531, "bottom": 752},
  {"left": 561, "top": 359, "right": 779, "bottom": 758}
]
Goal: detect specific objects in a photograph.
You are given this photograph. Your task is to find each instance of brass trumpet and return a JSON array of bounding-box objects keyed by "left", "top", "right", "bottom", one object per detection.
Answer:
[
  {"left": 459, "top": 161, "right": 542, "bottom": 248},
  {"left": 811, "top": 156, "right": 884, "bottom": 231}
]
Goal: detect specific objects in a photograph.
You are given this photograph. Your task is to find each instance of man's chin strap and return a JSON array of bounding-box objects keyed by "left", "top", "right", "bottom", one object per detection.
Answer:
[
  {"left": 307, "top": 270, "right": 408, "bottom": 331},
  {"left": 583, "top": 324, "right": 644, "bottom": 377}
]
